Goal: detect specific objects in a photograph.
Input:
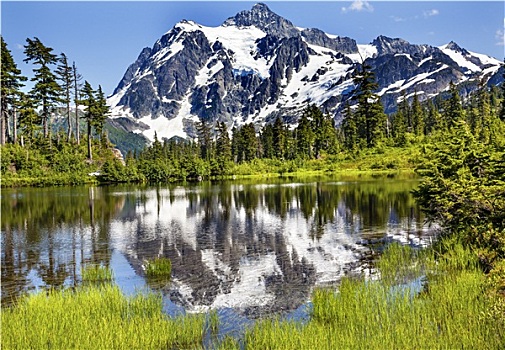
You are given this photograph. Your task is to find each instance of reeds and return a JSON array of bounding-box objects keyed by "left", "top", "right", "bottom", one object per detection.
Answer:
[
  {"left": 234, "top": 242, "right": 505, "bottom": 349},
  {"left": 1, "top": 284, "right": 206, "bottom": 350},
  {"left": 81, "top": 264, "right": 113, "bottom": 283},
  {"left": 144, "top": 257, "right": 172, "bottom": 281}
]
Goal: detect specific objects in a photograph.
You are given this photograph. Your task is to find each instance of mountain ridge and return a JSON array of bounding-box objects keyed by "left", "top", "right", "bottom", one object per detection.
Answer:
[{"left": 107, "top": 3, "right": 503, "bottom": 142}]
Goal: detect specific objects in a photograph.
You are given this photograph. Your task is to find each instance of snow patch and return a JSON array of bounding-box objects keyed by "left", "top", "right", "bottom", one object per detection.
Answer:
[{"left": 439, "top": 45, "right": 481, "bottom": 72}]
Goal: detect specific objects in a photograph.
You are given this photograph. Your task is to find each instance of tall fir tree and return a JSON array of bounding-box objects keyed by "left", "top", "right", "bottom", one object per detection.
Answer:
[
  {"left": 23, "top": 37, "right": 61, "bottom": 138},
  {"left": 272, "top": 117, "right": 286, "bottom": 159},
  {"left": 196, "top": 119, "right": 213, "bottom": 161},
  {"left": 295, "top": 112, "right": 315, "bottom": 159},
  {"left": 80, "top": 82, "right": 109, "bottom": 160},
  {"left": 260, "top": 124, "right": 275, "bottom": 159},
  {"left": 445, "top": 81, "right": 464, "bottom": 128},
  {"left": 1, "top": 37, "right": 27, "bottom": 145},
  {"left": 352, "top": 63, "right": 387, "bottom": 148},
  {"left": 411, "top": 91, "right": 425, "bottom": 136},
  {"left": 342, "top": 102, "right": 357, "bottom": 151},
  {"left": 216, "top": 122, "right": 232, "bottom": 173}
]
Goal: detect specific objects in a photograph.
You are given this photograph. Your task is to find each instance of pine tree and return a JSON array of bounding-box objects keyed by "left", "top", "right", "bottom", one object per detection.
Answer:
[
  {"left": 392, "top": 108, "right": 407, "bottom": 146},
  {"left": 342, "top": 102, "right": 357, "bottom": 151},
  {"left": 80, "top": 83, "right": 110, "bottom": 160},
  {"left": 352, "top": 63, "right": 386, "bottom": 148},
  {"left": 260, "top": 124, "right": 274, "bottom": 159},
  {"left": 500, "top": 60, "right": 505, "bottom": 122},
  {"left": 445, "top": 81, "right": 464, "bottom": 128},
  {"left": 295, "top": 111, "right": 315, "bottom": 158},
  {"left": 241, "top": 123, "right": 258, "bottom": 161},
  {"left": 216, "top": 122, "right": 232, "bottom": 174},
  {"left": 196, "top": 119, "right": 213, "bottom": 161},
  {"left": 55, "top": 53, "right": 74, "bottom": 141},
  {"left": 93, "top": 85, "right": 109, "bottom": 137},
  {"left": 23, "top": 37, "right": 62, "bottom": 138},
  {"left": 272, "top": 117, "right": 285, "bottom": 159},
  {"left": 81, "top": 81, "right": 96, "bottom": 160},
  {"left": 411, "top": 91, "right": 424, "bottom": 136},
  {"left": 18, "top": 94, "right": 40, "bottom": 144},
  {"left": 424, "top": 99, "right": 442, "bottom": 135},
  {"left": 231, "top": 126, "right": 242, "bottom": 162},
  {"left": 1, "top": 37, "right": 27, "bottom": 145}
]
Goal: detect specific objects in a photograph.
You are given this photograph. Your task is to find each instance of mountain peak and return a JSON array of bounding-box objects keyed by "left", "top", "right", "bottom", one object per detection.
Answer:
[
  {"left": 251, "top": 2, "right": 271, "bottom": 13},
  {"left": 223, "top": 3, "right": 299, "bottom": 37}
]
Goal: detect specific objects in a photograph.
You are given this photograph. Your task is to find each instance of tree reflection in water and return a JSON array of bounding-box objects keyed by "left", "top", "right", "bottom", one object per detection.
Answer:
[{"left": 1, "top": 177, "right": 431, "bottom": 315}]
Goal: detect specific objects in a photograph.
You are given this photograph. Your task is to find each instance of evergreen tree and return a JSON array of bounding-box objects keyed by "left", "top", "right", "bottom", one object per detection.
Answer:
[
  {"left": 392, "top": 108, "right": 407, "bottom": 146},
  {"left": 196, "top": 119, "right": 213, "bottom": 161},
  {"left": 352, "top": 63, "right": 387, "bottom": 148},
  {"left": 231, "top": 126, "right": 242, "bottom": 162},
  {"left": 424, "top": 99, "right": 442, "bottom": 135},
  {"left": 241, "top": 123, "right": 258, "bottom": 161},
  {"left": 411, "top": 91, "right": 424, "bottom": 136},
  {"left": 80, "top": 82, "right": 109, "bottom": 160},
  {"left": 272, "top": 117, "right": 286, "bottom": 159},
  {"left": 1, "top": 37, "right": 27, "bottom": 145},
  {"left": 342, "top": 102, "right": 357, "bottom": 151},
  {"left": 93, "top": 85, "right": 109, "bottom": 136},
  {"left": 445, "top": 81, "right": 464, "bottom": 128},
  {"left": 295, "top": 112, "right": 315, "bottom": 158},
  {"left": 260, "top": 124, "right": 274, "bottom": 159},
  {"left": 18, "top": 94, "right": 40, "bottom": 144},
  {"left": 23, "top": 37, "right": 62, "bottom": 138},
  {"left": 55, "top": 53, "right": 74, "bottom": 141},
  {"left": 398, "top": 92, "right": 411, "bottom": 132},
  {"left": 500, "top": 60, "right": 505, "bottom": 122},
  {"left": 216, "top": 122, "right": 232, "bottom": 174}
]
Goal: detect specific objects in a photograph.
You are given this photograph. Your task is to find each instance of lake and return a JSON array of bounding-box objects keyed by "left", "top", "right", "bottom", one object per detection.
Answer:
[{"left": 1, "top": 176, "right": 433, "bottom": 320}]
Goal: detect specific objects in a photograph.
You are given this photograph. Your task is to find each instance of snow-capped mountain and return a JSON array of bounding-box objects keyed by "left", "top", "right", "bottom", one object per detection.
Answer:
[{"left": 107, "top": 3, "right": 503, "bottom": 142}]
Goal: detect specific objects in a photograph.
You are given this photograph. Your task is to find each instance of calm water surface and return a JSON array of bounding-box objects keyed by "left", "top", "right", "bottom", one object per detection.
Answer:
[{"left": 1, "top": 176, "right": 433, "bottom": 319}]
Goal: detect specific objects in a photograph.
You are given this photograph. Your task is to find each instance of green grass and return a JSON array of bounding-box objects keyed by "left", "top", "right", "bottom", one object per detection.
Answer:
[
  {"left": 144, "top": 257, "right": 172, "bottom": 280},
  {"left": 230, "top": 243, "right": 505, "bottom": 350},
  {"left": 81, "top": 264, "right": 114, "bottom": 283},
  {"left": 1, "top": 284, "right": 206, "bottom": 350}
]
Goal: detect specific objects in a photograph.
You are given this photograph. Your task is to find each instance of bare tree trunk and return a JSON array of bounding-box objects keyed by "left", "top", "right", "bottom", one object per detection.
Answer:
[
  {"left": 73, "top": 62, "right": 81, "bottom": 145},
  {"left": 6, "top": 111, "right": 12, "bottom": 143},
  {"left": 66, "top": 93, "right": 72, "bottom": 142},
  {"left": 13, "top": 108, "right": 17, "bottom": 144},
  {"left": 43, "top": 103, "right": 49, "bottom": 138},
  {"left": 1, "top": 112, "right": 6, "bottom": 145},
  {"left": 87, "top": 121, "right": 92, "bottom": 160}
]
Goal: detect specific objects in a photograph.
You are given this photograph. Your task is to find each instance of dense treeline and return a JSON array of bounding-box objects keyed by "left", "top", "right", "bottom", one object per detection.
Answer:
[
  {"left": 1, "top": 36, "right": 504, "bottom": 186},
  {"left": 1, "top": 36, "right": 119, "bottom": 185}
]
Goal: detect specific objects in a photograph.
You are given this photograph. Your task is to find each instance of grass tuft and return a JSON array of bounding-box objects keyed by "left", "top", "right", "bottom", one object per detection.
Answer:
[{"left": 81, "top": 264, "right": 113, "bottom": 283}]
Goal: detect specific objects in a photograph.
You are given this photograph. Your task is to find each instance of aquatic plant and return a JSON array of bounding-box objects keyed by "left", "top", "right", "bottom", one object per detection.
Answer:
[
  {"left": 144, "top": 257, "right": 172, "bottom": 280},
  {"left": 81, "top": 264, "right": 113, "bottom": 283}
]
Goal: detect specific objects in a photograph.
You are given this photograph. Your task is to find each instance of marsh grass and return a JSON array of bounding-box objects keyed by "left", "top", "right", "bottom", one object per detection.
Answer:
[
  {"left": 144, "top": 257, "right": 172, "bottom": 281},
  {"left": 1, "top": 284, "right": 206, "bottom": 350},
  {"left": 81, "top": 264, "right": 113, "bottom": 283},
  {"left": 234, "top": 243, "right": 505, "bottom": 350}
]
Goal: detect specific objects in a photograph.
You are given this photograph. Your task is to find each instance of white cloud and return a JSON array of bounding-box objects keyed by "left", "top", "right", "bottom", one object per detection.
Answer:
[
  {"left": 16, "top": 43, "right": 24, "bottom": 50},
  {"left": 391, "top": 15, "right": 406, "bottom": 23},
  {"left": 341, "top": 1, "right": 374, "bottom": 13},
  {"left": 423, "top": 9, "right": 439, "bottom": 18},
  {"left": 496, "top": 18, "right": 505, "bottom": 46}
]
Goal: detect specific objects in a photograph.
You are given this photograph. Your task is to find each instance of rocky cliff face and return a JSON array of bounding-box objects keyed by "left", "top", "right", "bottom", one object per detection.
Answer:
[{"left": 108, "top": 3, "right": 503, "bottom": 142}]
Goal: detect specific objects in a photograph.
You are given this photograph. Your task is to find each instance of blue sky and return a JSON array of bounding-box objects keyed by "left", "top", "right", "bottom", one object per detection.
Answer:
[{"left": 2, "top": 1, "right": 504, "bottom": 96}]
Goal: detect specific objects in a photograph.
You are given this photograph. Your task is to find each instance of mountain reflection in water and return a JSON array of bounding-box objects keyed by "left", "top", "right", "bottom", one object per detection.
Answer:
[{"left": 1, "top": 177, "right": 433, "bottom": 315}]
